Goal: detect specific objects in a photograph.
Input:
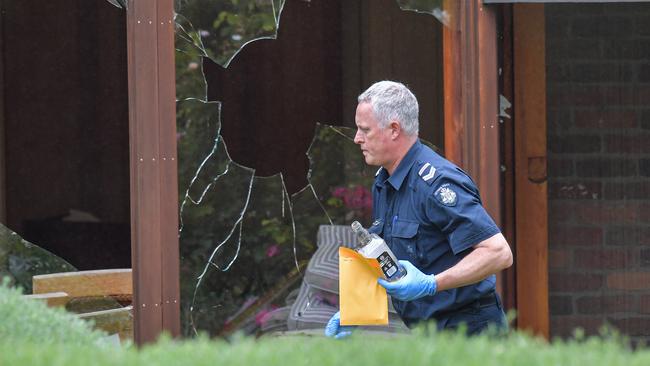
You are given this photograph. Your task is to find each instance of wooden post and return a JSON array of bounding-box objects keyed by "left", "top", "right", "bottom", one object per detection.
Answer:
[
  {"left": 443, "top": 0, "right": 501, "bottom": 226},
  {"left": 442, "top": 0, "right": 504, "bottom": 294},
  {"left": 499, "top": 4, "right": 518, "bottom": 315},
  {"left": 513, "top": 3, "right": 549, "bottom": 338},
  {"left": 127, "top": 0, "right": 180, "bottom": 344}
]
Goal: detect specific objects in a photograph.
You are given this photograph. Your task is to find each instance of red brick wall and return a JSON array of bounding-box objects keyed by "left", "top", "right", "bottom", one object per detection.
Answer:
[{"left": 546, "top": 3, "right": 650, "bottom": 344}]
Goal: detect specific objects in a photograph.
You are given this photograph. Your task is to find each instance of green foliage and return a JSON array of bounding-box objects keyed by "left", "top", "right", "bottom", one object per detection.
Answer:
[
  {"left": 3, "top": 326, "right": 650, "bottom": 366},
  {"left": 0, "top": 279, "right": 108, "bottom": 346},
  {"left": 3, "top": 282, "right": 650, "bottom": 365}
]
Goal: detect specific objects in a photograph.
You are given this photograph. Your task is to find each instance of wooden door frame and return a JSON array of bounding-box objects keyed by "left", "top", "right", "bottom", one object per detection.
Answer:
[
  {"left": 443, "top": 0, "right": 549, "bottom": 338},
  {"left": 443, "top": 0, "right": 502, "bottom": 228},
  {"left": 126, "top": 0, "right": 180, "bottom": 345},
  {"left": 442, "top": 0, "right": 506, "bottom": 295},
  {"left": 511, "top": 3, "right": 549, "bottom": 338}
]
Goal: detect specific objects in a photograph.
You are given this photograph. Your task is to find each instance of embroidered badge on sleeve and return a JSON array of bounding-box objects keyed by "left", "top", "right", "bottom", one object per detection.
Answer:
[{"left": 434, "top": 183, "right": 457, "bottom": 206}]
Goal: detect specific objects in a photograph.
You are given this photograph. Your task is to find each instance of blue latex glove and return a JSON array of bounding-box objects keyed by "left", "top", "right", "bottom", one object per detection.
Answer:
[
  {"left": 324, "top": 311, "right": 354, "bottom": 339},
  {"left": 377, "top": 260, "right": 437, "bottom": 301}
]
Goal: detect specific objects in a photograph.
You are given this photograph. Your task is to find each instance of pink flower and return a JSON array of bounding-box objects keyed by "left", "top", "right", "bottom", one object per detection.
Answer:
[
  {"left": 331, "top": 185, "right": 373, "bottom": 218},
  {"left": 363, "top": 191, "right": 373, "bottom": 210},
  {"left": 266, "top": 244, "right": 280, "bottom": 258},
  {"left": 345, "top": 186, "right": 371, "bottom": 210},
  {"left": 332, "top": 187, "right": 347, "bottom": 198}
]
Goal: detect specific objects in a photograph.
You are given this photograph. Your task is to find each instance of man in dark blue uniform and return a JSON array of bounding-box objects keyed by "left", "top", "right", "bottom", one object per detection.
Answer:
[{"left": 325, "top": 81, "right": 513, "bottom": 338}]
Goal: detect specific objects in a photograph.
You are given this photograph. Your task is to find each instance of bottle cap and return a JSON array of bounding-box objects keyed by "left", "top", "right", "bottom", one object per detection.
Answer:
[{"left": 350, "top": 221, "right": 362, "bottom": 232}]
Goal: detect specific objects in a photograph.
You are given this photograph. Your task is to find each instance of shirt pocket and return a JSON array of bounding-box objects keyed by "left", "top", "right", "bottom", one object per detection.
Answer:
[{"left": 391, "top": 220, "right": 419, "bottom": 263}]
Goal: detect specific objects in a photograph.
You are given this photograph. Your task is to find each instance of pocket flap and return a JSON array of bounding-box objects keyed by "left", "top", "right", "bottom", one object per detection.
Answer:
[
  {"left": 392, "top": 221, "right": 419, "bottom": 238},
  {"left": 368, "top": 220, "right": 384, "bottom": 236}
]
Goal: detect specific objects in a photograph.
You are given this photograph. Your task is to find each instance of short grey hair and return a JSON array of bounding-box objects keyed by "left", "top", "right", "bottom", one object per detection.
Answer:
[{"left": 357, "top": 81, "right": 419, "bottom": 136}]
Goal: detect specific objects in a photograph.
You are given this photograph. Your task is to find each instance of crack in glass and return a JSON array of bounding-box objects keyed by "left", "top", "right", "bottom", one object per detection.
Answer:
[
  {"left": 177, "top": 99, "right": 228, "bottom": 231},
  {"left": 175, "top": 15, "right": 209, "bottom": 101},
  {"left": 179, "top": 122, "right": 380, "bottom": 336},
  {"left": 174, "top": 0, "right": 286, "bottom": 67}
]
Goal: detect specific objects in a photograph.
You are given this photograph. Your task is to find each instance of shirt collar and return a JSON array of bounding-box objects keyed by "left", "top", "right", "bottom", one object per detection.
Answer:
[{"left": 386, "top": 140, "right": 422, "bottom": 190}]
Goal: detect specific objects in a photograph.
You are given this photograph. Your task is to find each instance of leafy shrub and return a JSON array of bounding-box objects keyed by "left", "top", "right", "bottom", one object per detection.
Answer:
[
  {"left": 3, "top": 327, "right": 650, "bottom": 366},
  {"left": 0, "top": 279, "right": 108, "bottom": 346},
  {"left": 3, "top": 276, "right": 650, "bottom": 365}
]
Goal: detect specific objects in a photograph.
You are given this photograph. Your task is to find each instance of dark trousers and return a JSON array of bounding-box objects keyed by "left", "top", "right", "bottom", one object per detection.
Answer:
[{"left": 434, "top": 293, "right": 508, "bottom": 336}]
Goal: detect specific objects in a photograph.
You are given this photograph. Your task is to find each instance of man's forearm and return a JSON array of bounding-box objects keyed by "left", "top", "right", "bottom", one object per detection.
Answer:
[{"left": 434, "top": 233, "right": 512, "bottom": 292}]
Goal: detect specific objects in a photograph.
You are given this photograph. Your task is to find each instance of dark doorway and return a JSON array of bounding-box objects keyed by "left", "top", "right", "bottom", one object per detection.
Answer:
[{"left": 1, "top": 1, "right": 131, "bottom": 270}]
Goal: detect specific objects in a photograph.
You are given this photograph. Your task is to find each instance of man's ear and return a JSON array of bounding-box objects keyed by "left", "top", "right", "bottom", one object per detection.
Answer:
[{"left": 389, "top": 121, "right": 401, "bottom": 140}]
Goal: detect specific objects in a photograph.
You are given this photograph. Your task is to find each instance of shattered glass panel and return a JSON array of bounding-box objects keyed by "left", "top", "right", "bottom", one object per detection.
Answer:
[
  {"left": 177, "top": 105, "right": 438, "bottom": 336},
  {"left": 175, "top": 15, "right": 209, "bottom": 101},
  {"left": 0, "top": 224, "right": 76, "bottom": 293},
  {"left": 176, "top": 0, "right": 444, "bottom": 337},
  {"left": 178, "top": 113, "right": 387, "bottom": 335},
  {"left": 174, "top": 0, "right": 285, "bottom": 67},
  {"left": 396, "top": 0, "right": 449, "bottom": 27}
]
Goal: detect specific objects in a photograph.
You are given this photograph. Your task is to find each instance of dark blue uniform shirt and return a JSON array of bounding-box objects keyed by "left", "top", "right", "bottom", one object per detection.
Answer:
[{"left": 369, "top": 140, "right": 501, "bottom": 327}]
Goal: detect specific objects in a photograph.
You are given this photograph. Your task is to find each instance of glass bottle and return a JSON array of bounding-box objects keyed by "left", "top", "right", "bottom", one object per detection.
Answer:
[{"left": 351, "top": 221, "right": 406, "bottom": 281}]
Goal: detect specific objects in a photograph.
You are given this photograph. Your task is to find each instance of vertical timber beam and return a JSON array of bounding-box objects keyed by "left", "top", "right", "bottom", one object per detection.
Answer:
[
  {"left": 442, "top": 0, "right": 465, "bottom": 169},
  {"left": 513, "top": 3, "right": 549, "bottom": 339},
  {"left": 443, "top": 1, "right": 503, "bottom": 282},
  {"left": 443, "top": 0, "right": 500, "bottom": 225},
  {"left": 477, "top": 2, "right": 500, "bottom": 230},
  {"left": 499, "top": 4, "right": 518, "bottom": 315},
  {"left": 127, "top": 0, "right": 180, "bottom": 344},
  {"left": 157, "top": 0, "right": 181, "bottom": 336}
]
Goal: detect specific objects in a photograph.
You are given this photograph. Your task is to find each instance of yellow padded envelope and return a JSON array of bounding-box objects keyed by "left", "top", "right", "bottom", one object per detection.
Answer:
[{"left": 339, "top": 247, "right": 388, "bottom": 326}]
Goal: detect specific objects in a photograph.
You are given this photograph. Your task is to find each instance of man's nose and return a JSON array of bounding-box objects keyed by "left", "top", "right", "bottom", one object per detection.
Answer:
[{"left": 353, "top": 131, "right": 363, "bottom": 144}]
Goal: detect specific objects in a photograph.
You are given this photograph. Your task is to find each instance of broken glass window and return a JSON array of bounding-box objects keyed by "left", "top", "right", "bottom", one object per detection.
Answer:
[
  {"left": 178, "top": 119, "right": 394, "bottom": 336},
  {"left": 176, "top": 0, "right": 445, "bottom": 337}
]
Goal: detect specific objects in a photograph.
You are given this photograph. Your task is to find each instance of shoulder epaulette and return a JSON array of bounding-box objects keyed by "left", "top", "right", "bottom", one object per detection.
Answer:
[{"left": 418, "top": 162, "right": 437, "bottom": 183}]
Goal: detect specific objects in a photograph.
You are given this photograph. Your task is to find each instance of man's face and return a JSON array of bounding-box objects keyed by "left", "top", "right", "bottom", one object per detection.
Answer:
[{"left": 354, "top": 102, "right": 393, "bottom": 167}]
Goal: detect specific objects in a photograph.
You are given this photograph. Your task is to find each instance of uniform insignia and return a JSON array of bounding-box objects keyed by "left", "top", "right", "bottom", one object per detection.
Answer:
[
  {"left": 418, "top": 163, "right": 431, "bottom": 176},
  {"left": 435, "top": 184, "right": 457, "bottom": 206},
  {"left": 418, "top": 162, "right": 436, "bottom": 182}
]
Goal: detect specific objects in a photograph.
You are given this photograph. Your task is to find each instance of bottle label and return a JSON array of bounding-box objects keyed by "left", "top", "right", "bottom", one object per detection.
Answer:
[{"left": 377, "top": 252, "right": 398, "bottom": 278}]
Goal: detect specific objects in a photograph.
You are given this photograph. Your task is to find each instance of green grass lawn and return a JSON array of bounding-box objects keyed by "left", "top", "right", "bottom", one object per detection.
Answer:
[{"left": 3, "top": 279, "right": 650, "bottom": 366}]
